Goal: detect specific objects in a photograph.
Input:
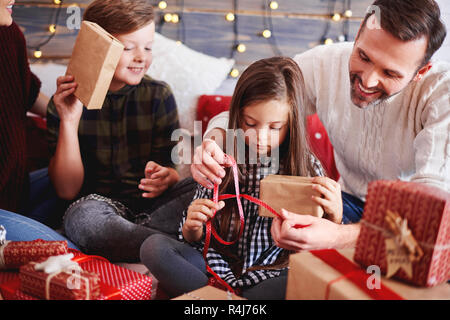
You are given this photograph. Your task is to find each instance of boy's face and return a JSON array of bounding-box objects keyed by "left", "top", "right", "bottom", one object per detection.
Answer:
[
  {"left": 109, "top": 22, "right": 155, "bottom": 92},
  {"left": 0, "top": 0, "right": 14, "bottom": 26}
]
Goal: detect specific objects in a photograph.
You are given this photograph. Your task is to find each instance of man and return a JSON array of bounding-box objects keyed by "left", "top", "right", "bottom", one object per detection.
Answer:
[{"left": 190, "top": 0, "right": 449, "bottom": 251}]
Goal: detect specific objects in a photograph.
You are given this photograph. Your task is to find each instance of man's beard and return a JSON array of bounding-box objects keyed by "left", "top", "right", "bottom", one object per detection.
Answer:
[{"left": 349, "top": 73, "right": 390, "bottom": 109}]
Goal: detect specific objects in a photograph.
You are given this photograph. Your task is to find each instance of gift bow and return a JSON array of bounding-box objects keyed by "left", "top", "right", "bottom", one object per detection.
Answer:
[
  {"left": 34, "top": 254, "right": 91, "bottom": 300},
  {"left": 385, "top": 210, "right": 424, "bottom": 263},
  {"left": 384, "top": 210, "right": 423, "bottom": 279}
]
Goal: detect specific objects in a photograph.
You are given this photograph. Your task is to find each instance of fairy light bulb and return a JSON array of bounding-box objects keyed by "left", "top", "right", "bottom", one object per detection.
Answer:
[
  {"left": 34, "top": 50, "right": 43, "bottom": 58},
  {"left": 269, "top": 1, "right": 279, "bottom": 10},
  {"left": 230, "top": 68, "right": 239, "bottom": 78},
  {"left": 49, "top": 24, "right": 56, "bottom": 33},
  {"left": 344, "top": 10, "right": 353, "bottom": 18},
  {"left": 332, "top": 13, "right": 341, "bottom": 22},
  {"left": 236, "top": 43, "right": 246, "bottom": 53},
  {"left": 171, "top": 14, "right": 179, "bottom": 23},
  {"left": 262, "top": 29, "right": 272, "bottom": 38},
  {"left": 53, "top": 0, "right": 61, "bottom": 4},
  {"left": 225, "top": 12, "right": 235, "bottom": 22},
  {"left": 164, "top": 13, "right": 173, "bottom": 23},
  {"left": 158, "top": 1, "right": 167, "bottom": 10},
  {"left": 324, "top": 38, "right": 334, "bottom": 45}
]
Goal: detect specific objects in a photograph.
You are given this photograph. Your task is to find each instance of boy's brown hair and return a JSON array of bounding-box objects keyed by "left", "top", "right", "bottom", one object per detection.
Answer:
[{"left": 83, "top": 0, "right": 154, "bottom": 35}]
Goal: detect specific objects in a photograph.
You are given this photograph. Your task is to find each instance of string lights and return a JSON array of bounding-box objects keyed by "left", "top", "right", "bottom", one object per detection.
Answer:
[
  {"left": 27, "top": 1, "right": 353, "bottom": 68},
  {"left": 27, "top": 0, "right": 64, "bottom": 59}
]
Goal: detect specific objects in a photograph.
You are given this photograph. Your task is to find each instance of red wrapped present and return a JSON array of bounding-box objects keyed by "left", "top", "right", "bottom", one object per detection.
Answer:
[
  {"left": 19, "top": 254, "right": 101, "bottom": 300},
  {"left": 0, "top": 239, "right": 68, "bottom": 270},
  {"left": 354, "top": 180, "right": 450, "bottom": 287},
  {"left": 0, "top": 250, "right": 152, "bottom": 300},
  {"left": 69, "top": 249, "right": 152, "bottom": 300}
]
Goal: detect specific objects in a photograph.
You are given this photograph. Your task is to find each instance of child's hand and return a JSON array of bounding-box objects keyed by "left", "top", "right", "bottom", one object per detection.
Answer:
[
  {"left": 139, "top": 161, "right": 174, "bottom": 198},
  {"left": 184, "top": 199, "right": 225, "bottom": 234},
  {"left": 311, "top": 177, "right": 343, "bottom": 224},
  {"left": 53, "top": 75, "right": 83, "bottom": 125}
]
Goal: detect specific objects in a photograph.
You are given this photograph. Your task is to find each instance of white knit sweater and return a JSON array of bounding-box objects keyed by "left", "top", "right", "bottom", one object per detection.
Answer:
[{"left": 207, "top": 42, "right": 450, "bottom": 200}]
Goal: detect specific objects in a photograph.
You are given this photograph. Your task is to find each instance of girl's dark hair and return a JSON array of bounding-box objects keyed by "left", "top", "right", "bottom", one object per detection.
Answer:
[
  {"left": 360, "top": 0, "right": 446, "bottom": 67},
  {"left": 212, "top": 57, "right": 319, "bottom": 272}
]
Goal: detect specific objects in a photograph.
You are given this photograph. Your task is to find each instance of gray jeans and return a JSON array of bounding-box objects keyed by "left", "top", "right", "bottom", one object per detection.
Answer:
[{"left": 63, "top": 178, "right": 196, "bottom": 262}]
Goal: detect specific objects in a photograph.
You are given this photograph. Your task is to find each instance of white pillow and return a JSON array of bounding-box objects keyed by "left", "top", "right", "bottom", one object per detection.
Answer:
[
  {"left": 147, "top": 32, "right": 235, "bottom": 134},
  {"left": 30, "top": 63, "right": 67, "bottom": 98}
]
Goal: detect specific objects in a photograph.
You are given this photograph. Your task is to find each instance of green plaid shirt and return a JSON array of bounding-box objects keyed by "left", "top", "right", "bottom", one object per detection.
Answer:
[{"left": 47, "top": 75, "right": 179, "bottom": 210}]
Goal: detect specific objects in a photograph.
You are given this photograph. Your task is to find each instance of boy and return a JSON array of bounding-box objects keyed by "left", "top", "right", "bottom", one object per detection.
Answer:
[{"left": 47, "top": 0, "right": 195, "bottom": 262}]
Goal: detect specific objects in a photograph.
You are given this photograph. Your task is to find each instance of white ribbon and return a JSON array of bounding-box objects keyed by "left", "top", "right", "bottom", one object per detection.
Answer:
[
  {"left": 0, "top": 240, "right": 11, "bottom": 269},
  {"left": 34, "top": 254, "right": 90, "bottom": 300}
]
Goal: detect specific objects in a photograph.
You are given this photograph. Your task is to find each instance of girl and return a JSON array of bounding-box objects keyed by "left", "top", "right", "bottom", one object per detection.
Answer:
[{"left": 140, "top": 57, "right": 342, "bottom": 299}]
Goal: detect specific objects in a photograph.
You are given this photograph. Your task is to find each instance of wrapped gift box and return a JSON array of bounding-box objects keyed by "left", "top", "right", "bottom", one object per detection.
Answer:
[
  {"left": 354, "top": 180, "right": 449, "bottom": 287},
  {"left": 0, "top": 250, "right": 152, "bottom": 300},
  {"left": 173, "top": 285, "right": 246, "bottom": 300},
  {"left": 19, "top": 259, "right": 101, "bottom": 300},
  {"left": 286, "top": 249, "right": 450, "bottom": 300},
  {"left": 259, "top": 175, "right": 324, "bottom": 218},
  {"left": 0, "top": 239, "right": 68, "bottom": 270},
  {"left": 69, "top": 249, "right": 153, "bottom": 300}
]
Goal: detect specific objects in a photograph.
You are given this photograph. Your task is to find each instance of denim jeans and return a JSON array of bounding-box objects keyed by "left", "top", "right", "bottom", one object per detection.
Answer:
[
  {"left": 23, "top": 167, "right": 69, "bottom": 229},
  {"left": 63, "top": 178, "right": 197, "bottom": 262},
  {"left": 0, "top": 209, "right": 78, "bottom": 249},
  {"left": 341, "top": 191, "right": 365, "bottom": 224},
  {"left": 140, "top": 233, "right": 288, "bottom": 300}
]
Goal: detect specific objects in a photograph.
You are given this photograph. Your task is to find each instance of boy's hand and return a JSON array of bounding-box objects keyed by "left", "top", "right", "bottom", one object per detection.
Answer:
[
  {"left": 184, "top": 199, "right": 225, "bottom": 234},
  {"left": 53, "top": 75, "right": 83, "bottom": 125},
  {"left": 139, "top": 161, "right": 175, "bottom": 198},
  {"left": 311, "top": 177, "right": 343, "bottom": 224}
]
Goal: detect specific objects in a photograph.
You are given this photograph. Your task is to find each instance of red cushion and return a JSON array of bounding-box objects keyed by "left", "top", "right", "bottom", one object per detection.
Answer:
[
  {"left": 196, "top": 95, "right": 339, "bottom": 180},
  {"left": 196, "top": 95, "right": 232, "bottom": 136}
]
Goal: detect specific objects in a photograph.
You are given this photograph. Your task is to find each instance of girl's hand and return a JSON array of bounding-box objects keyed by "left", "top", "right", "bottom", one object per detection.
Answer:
[
  {"left": 53, "top": 75, "right": 83, "bottom": 126},
  {"left": 311, "top": 177, "right": 343, "bottom": 224},
  {"left": 184, "top": 199, "right": 225, "bottom": 235},
  {"left": 139, "top": 161, "right": 177, "bottom": 198}
]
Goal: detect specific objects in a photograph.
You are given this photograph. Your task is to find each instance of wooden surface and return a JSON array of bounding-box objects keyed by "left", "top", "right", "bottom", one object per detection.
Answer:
[{"left": 13, "top": 0, "right": 373, "bottom": 70}]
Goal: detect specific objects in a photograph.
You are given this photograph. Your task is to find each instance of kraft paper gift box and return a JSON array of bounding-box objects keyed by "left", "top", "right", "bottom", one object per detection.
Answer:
[
  {"left": 66, "top": 20, "right": 124, "bottom": 110},
  {"left": 354, "top": 180, "right": 449, "bottom": 287},
  {"left": 173, "top": 285, "right": 246, "bottom": 300},
  {"left": 0, "top": 239, "right": 68, "bottom": 270},
  {"left": 259, "top": 175, "right": 324, "bottom": 218},
  {"left": 286, "top": 249, "right": 450, "bottom": 300}
]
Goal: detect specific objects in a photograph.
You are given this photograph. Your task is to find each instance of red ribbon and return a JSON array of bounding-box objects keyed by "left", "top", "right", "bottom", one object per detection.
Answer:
[
  {"left": 203, "top": 155, "right": 311, "bottom": 293},
  {"left": 310, "top": 249, "right": 404, "bottom": 300}
]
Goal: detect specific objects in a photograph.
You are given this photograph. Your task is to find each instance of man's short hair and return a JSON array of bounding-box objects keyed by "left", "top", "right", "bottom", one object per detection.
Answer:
[{"left": 360, "top": 0, "right": 447, "bottom": 66}]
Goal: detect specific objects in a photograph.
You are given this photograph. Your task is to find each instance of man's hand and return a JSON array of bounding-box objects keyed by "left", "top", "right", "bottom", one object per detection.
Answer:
[
  {"left": 139, "top": 161, "right": 178, "bottom": 198},
  {"left": 191, "top": 138, "right": 233, "bottom": 189},
  {"left": 271, "top": 209, "right": 359, "bottom": 251}
]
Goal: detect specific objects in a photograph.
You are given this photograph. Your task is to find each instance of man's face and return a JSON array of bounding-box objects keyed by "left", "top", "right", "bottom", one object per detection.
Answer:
[
  {"left": 0, "top": 0, "right": 14, "bottom": 27},
  {"left": 348, "top": 15, "right": 430, "bottom": 109}
]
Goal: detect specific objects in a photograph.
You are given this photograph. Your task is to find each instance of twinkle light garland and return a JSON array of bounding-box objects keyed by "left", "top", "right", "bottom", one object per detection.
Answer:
[
  {"left": 27, "top": 0, "right": 64, "bottom": 59},
  {"left": 25, "top": 0, "right": 353, "bottom": 66}
]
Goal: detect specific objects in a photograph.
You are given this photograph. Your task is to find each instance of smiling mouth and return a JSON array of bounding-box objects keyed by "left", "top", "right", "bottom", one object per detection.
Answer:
[{"left": 127, "top": 67, "right": 144, "bottom": 74}]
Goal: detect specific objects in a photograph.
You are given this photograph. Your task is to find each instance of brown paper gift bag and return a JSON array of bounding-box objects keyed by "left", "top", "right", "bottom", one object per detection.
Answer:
[
  {"left": 66, "top": 21, "right": 124, "bottom": 110},
  {"left": 259, "top": 175, "right": 324, "bottom": 218},
  {"left": 286, "top": 249, "right": 450, "bottom": 300}
]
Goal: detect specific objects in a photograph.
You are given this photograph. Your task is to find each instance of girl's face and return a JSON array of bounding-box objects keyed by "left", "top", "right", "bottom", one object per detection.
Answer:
[
  {"left": 0, "top": 0, "right": 14, "bottom": 26},
  {"left": 109, "top": 22, "right": 155, "bottom": 92},
  {"left": 240, "top": 99, "right": 290, "bottom": 155}
]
